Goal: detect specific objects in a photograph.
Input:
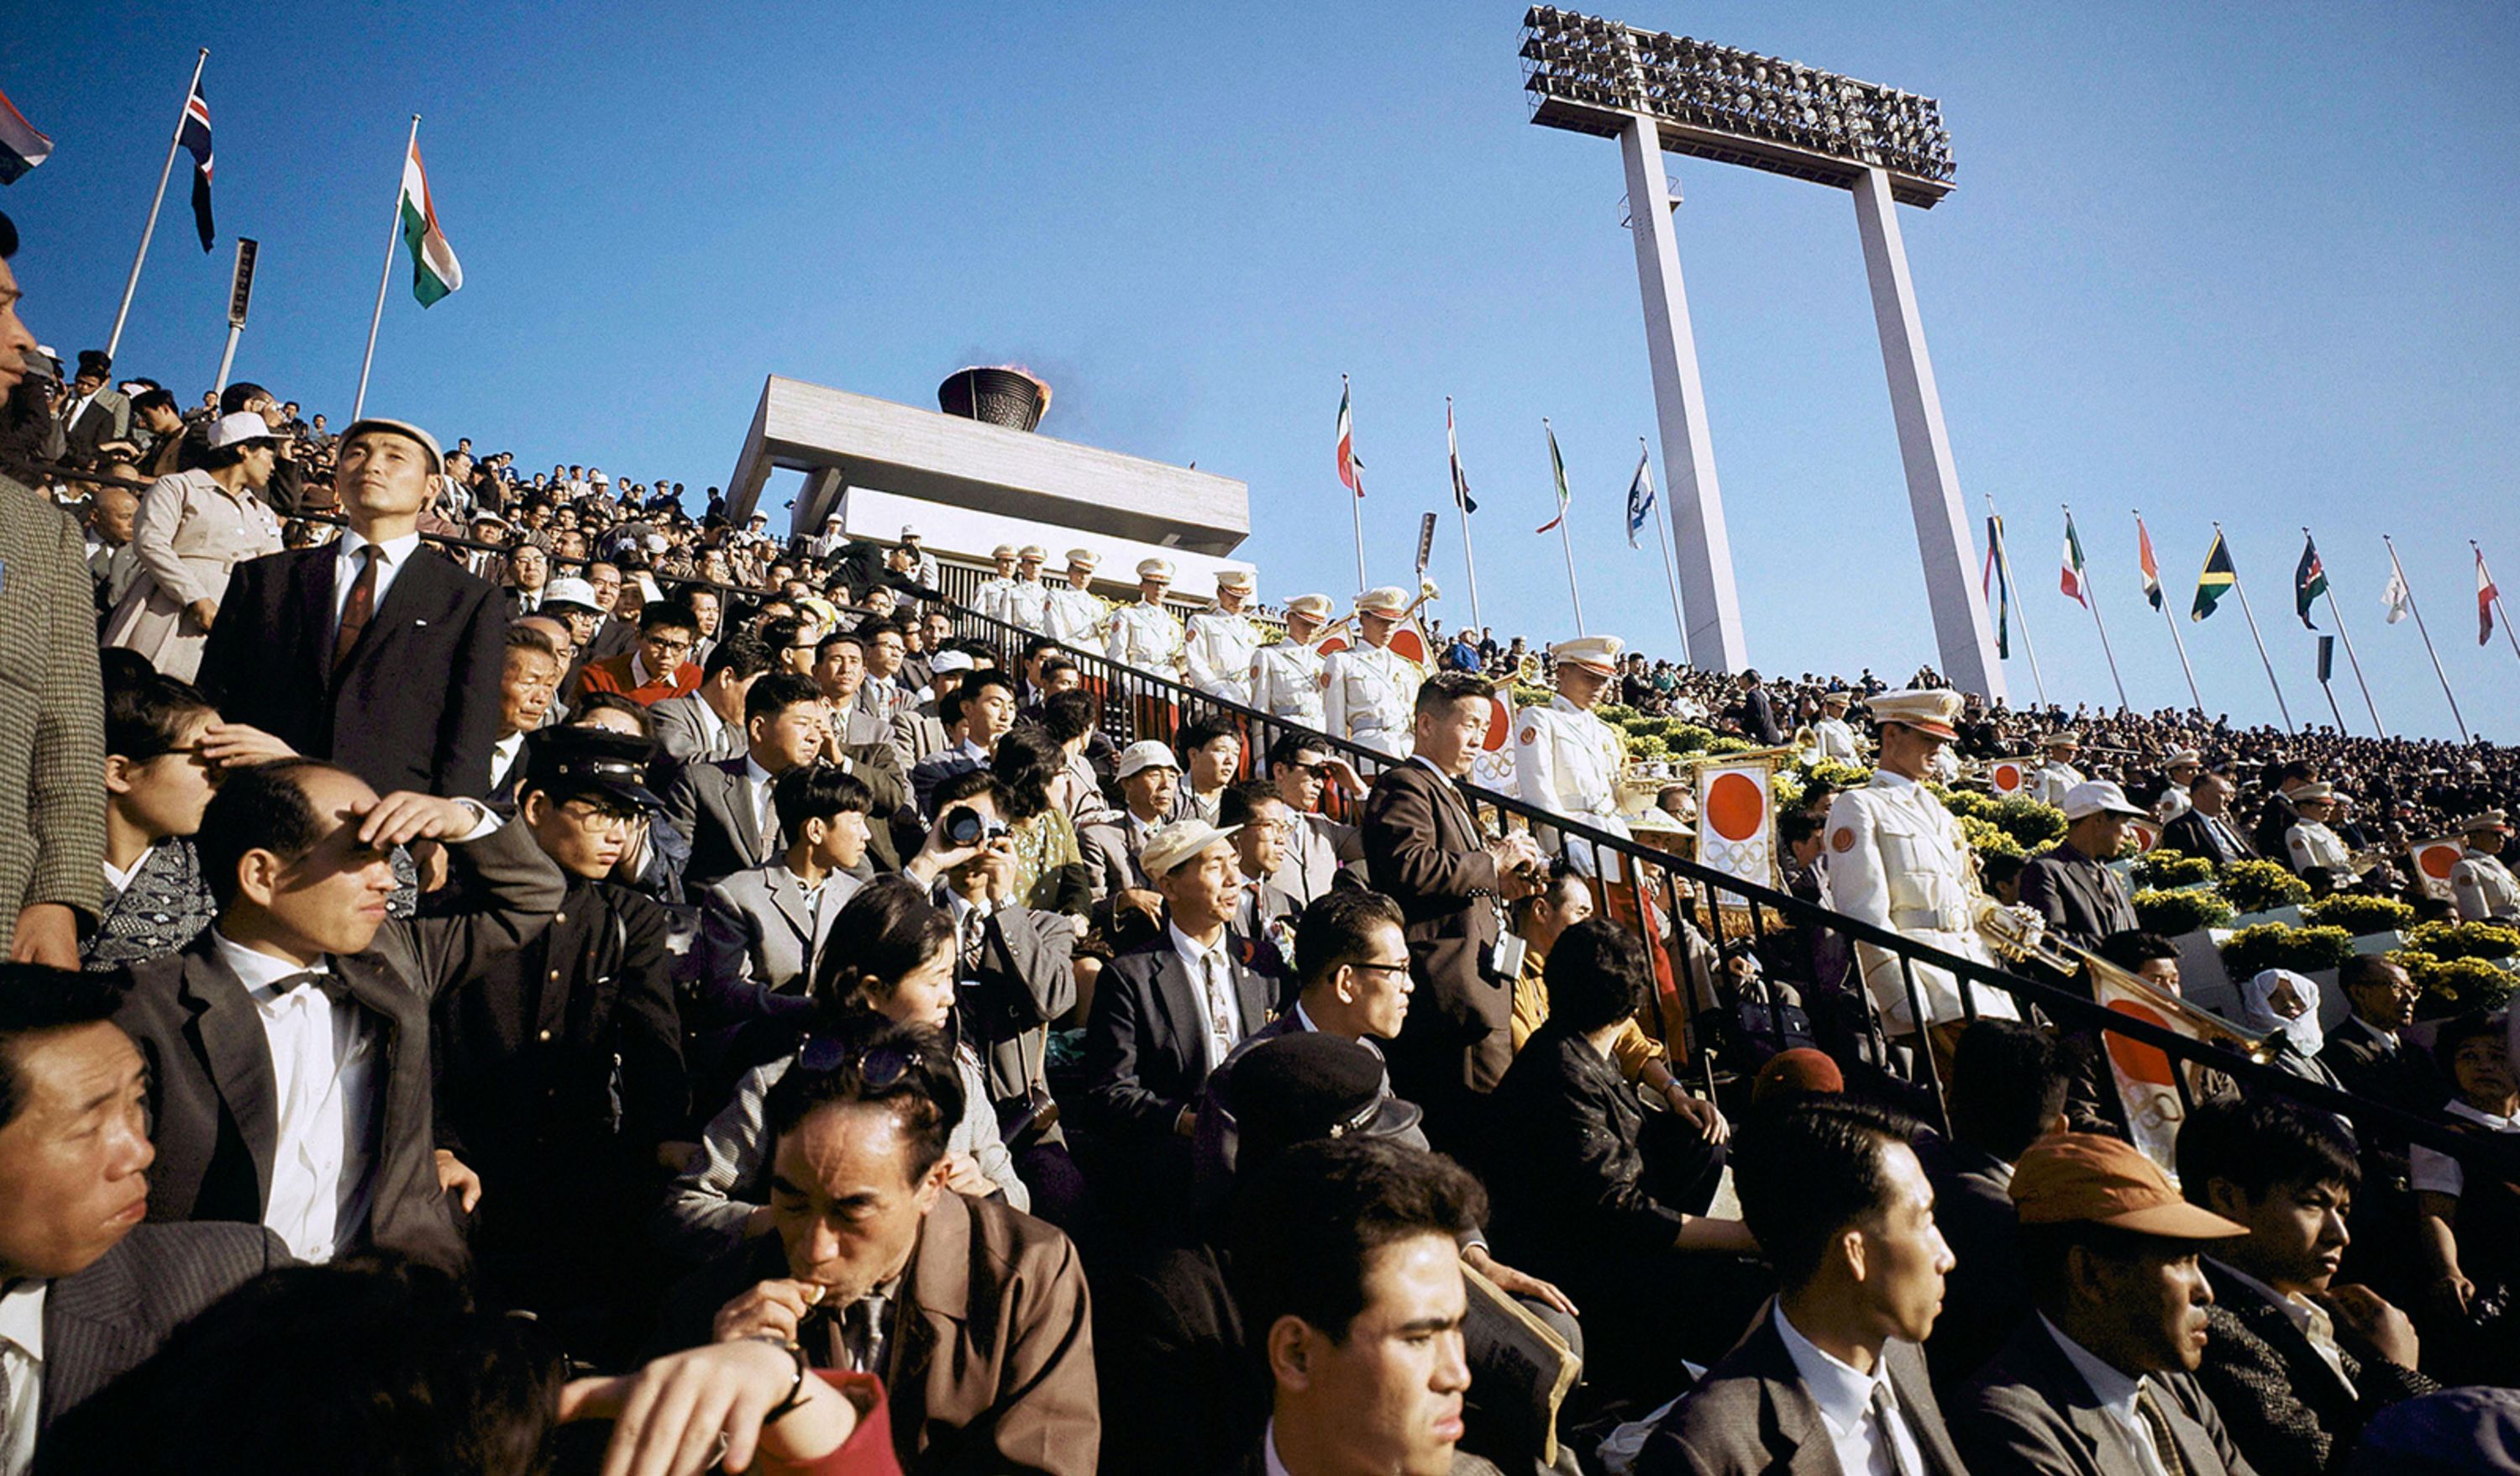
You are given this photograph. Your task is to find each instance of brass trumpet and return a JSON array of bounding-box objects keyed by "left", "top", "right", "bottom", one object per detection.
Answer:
[{"left": 1976, "top": 920, "right": 2276, "bottom": 1063}]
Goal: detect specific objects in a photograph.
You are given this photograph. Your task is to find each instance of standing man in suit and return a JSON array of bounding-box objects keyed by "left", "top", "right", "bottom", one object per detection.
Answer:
[
  {"left": 649, "top": 631, "right": 772, "bottom": 766},
  {"left": 1735, "top": 669, "right": 1785, "bottom": 746},
  {"left": 2016, "top": 780, "right": 2145, "bottom": 951},
  {"left": 1079, "top": 819, "right": 1282, "bottom": 1222},
  {"left": 57, "top": 351, "right": 131, "bottom": 465},
  {"left": 0, "top": 964, "right": 291, "bottom": 1459},
  {"left": 112, "top": 759, "right": 566, "bottom": 1273},
  {"left": 1363, "top": 672, "right": 1542, "bottom": 1147},
  {"left": 1640, "top": 1100, "right": 1969, "bottom": 1476},
  {"left": 2320, "top": 956, "right": 2449, "bottom": 1302},
  {"left": 662, "top": 671, "right": 829, "bottom": 891},
  {"left": 0, "top": 211, "right": 105, "bottom": 969},
  {"left": 197, "top": 417, "right": 509, "bottom": 799},
  {"left": 1951, "top": 1133, "right": 2261, "bottom": 1476},
  {"left": 2160, "top": 771, "right": 2258, "bottom": 865}
]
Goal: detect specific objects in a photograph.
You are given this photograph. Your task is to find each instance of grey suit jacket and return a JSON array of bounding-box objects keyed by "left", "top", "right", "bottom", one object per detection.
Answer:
[
  {"left": 2016, "top": 843, "right": 2139, "bottom": 951},
  {"left": 695, "top": 862, "right": 858, "bottom": 999},
  {"left": 38, "top": 1221, "right": 289, "bottom": 1436},
  {"left": 942, "top": 891, "right": 1079, "bottom": 1116},
  {"left": 665, "top": 755, "right": 775, "bottom": 890},
  {"left": 1639, "top": 1305, "right": 1966, "bottom": 1476},
  {"left": 0, "top": 475, "right": 106, "bottom": 952},
  {"left": 1079, "top": 817, "right": 1155, "bottom": 901},
  {"left": 890, "top": 705, "right": 951, "bottom": 773},
  {"left": 650, "top": 692, "right": 743, "bottom": 764},
  {"left": 110, "top": 820, "right": 564, "bottom": 1272},
  {"left": 1953, "top": 1316, "right": 2259, "bottom": 1476}
]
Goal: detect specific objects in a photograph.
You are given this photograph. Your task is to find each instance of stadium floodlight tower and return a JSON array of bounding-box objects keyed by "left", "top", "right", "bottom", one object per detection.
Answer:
[{"left": 1521, "top": 8, "right": 2005, "bottom": 701}]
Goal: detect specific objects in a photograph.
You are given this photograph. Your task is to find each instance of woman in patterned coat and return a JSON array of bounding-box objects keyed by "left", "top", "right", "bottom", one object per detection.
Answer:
[{"left": 102, "top": 411, "right": 285, "bottom": 680}]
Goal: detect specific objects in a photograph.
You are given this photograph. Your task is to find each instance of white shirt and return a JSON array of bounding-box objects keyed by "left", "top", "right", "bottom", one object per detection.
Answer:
[
  {"left": 0, "top": 1279, "right": 43, "bottom": 1476},
  {"left": 1772, "top": 1305, "right": 1929, "bottom": 1476},
  {"left": 331, "top": 529, "right": 424, "bottom": 626},
  {"left": 2411, "top": 1098, "right": 2520, "bottom": 1198},
  {"left": 1261, "top": 1418, "right": 1294, "bottom": 1476},
  {"left": 489, "top": 730, "right": 528, "bottom": 791},
  {"left": 2040, "top": 1316, "right": 2176, "bottom": 1476},
  {"left": 1168, "top": 919, "right": 1242, "bottom": 1069},
  {"left": 102, "top": 845, "right": 157, "bottom": 899},
  {"left": 2210, "top": 1259, "right": 2355, "bottom": 1394},
  {"left": 212, "top": 932, "right": 378, "bottom": 1263}
]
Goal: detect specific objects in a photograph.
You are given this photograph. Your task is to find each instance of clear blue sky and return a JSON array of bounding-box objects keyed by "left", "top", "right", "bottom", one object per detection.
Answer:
[{"left": 10, "top": 2, "right": 2517, "bottom": 739}]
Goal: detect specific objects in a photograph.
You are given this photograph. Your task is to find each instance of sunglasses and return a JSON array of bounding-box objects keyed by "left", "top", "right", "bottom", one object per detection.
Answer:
[{"left": 796, "top": 1037, "right": 914, "bottom": 1090}]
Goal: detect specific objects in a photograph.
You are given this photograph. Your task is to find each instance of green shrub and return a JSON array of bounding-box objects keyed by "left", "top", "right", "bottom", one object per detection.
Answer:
[
  {"left": 2302, "top": 894, "right": 2418, "bottom": 936},
  {"left": 2219, "top": 923, "right": 2355, "bottom": 979},
  {"left": 1801, "top": 759, "right": 1872, "bottom": 791},
  {"left": 1625, "top": 733, "right": 1670, "bottom": 761},
  {"left": 1705, "top": 736, "right": 1758, "bottom": 756},
  {"left": 2406, "top": 920, "right": 2520, "bottom": 962},
  {"left": 2219, "top": 859, "right": 2312, "bottom": 915},
  {"left": 1665, "top": 725, "right": 1714, "bottom": 756},
  {"left": 1988, "top": 796, "right": 2068, "bottom": 851},
  {"left": 1941, "top": 790, "right": 1998, "bottom": 821},
  {"left": 1960, "top": 815, "right": 2025, "bottom": 859},
  {"left": 2134, "top": 887, "right": 2234, "bottom": 936},
  {"left": 2134, "top": 850, "right": 2218, "bottom": 889},
  {"left": 2390, "top": 950, "right": 2517, "bottom": 1014}
]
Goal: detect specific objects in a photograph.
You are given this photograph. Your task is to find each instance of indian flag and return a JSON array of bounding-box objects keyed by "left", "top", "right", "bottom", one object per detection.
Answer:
[{"left": 398, "top": 134, "right": 462, "bottom": 307}]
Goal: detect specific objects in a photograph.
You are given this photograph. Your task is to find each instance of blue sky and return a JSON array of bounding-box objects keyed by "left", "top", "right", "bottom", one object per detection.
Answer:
[{"left": 9, "top": 1, "right": 2517, "bottom": 739}]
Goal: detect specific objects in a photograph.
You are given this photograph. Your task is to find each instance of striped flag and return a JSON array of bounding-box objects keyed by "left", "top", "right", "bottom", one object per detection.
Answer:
[
  {"left": 177, "top": 80, "right": 213, "bottom": 250},
  {"left": 2480, "top": 548, "right": 2500, "bottom": 645},
  {"left": 1536, "top": 420, "right": 1570, "bottom": 534},
  {"left": 1336, "top": 379, "right": 1362, "bottom": 499},
  {"left": 2294, "top": 535, "right": 2327, "bottom": 630},
  {"left": 2192, "top": 532, "right": 2235, "bottom": 621},
  {"left": 2061, "top": 514, "right": 2089, "bottom": 606},
  {"left": 1446, "top": 400, "right": 1476, "bottom": 515},
  {"left": 397, "top": 133, "right": 462, "bottom": 305},
  {"left": 1983, "top": 514, "right": 2012, "bottom": 658},
  {"left": 2138, "top": 517, "right": 2165, "bottom": 611},
  {"left": 1625, "top": 444, "right": 1654, "bottom": 549},
  {"left": 0, "top": 84, "right": 53, "bottom": 185}
]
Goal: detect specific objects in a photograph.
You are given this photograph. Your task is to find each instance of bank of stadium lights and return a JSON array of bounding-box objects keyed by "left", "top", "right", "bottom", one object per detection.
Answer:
[{"left": 1520, "top": 6, "right": 1956, "bottom": 207}]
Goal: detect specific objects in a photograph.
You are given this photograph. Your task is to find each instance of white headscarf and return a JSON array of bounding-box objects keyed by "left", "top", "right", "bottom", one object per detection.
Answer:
[{"left": 2242, "top": 968, "right": 2325, "bottom": 1058}]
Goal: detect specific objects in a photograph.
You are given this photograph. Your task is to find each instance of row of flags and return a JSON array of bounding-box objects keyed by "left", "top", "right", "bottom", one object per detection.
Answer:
[{"left": 1341, "top": 387, "right": 1657, "bottom": 543}]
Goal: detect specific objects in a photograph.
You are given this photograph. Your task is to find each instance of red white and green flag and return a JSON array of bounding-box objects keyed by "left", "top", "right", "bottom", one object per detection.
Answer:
[
  {"left": 2061, "top": 513, "right": 2090, "bottom": 606},
  {"left": 2138, "top": 517, "right": 2165, "bottom": 611},
  {"left": 1335, "top": 377, "right": 1362, "bottom": 499},
  {"left": 1536, "top": 419, "right": 1570, "bottom": 534},
  {"left": 398, "top": 134, "right": 463, "bottom": 307}
]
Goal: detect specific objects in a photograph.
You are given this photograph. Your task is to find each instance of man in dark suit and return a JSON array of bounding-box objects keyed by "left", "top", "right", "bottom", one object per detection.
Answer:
[
  {"left": 1921, "top": 1020, "right": 2069, "bottom": 1395},
  {"left": 57, "top": 352, "right": 132, "bottom": 465},
  {"left": 112, "top": 759, "right": 565, "bottom": 1274},
  {"left": 662, "top": 670, "right": 829, "bottom": 891},
  {"left": 2175, "top": 1095, "right": 2435, "bottom": 1476},
  {"left": 2160, "top": 771, "right": 2259, "bottom": 865},
  {"left": 2017, "top": 780, "right": 2145, "bottom": 950},
  {"left": 664, "top": 1016, "right": 1098, "bottom": 1475},
  {"left": 1362, "top": 672, "right": 1543, "bottom": 1148},
  {"left": 2319, "top": 956, "right": 2449, "bottom": 1302},
  {"left": 1079, "top": 818, "right": 1284, "bottom": 1225},
  {"left": 0, "top": 964, "right": 289, "bottom": 1454},
  {"left": 906, "top": 671, "right": 1015, "bottom": 819},
  {"left": 1736, "top": 669, "right": 1785, "bottom": 745},
  {"left": 1641, "top": 1100, "right": 1970, "bottom": 1476},
  {"left": 197, "top": 418, "right": 509, "bottom": 798},
  {"left": 1951, "top": 1132, "right": 2260, "bottom": 1476}
]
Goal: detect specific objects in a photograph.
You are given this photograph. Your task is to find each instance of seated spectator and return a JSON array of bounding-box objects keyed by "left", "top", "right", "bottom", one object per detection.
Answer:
[
  {"left": 2237, "top": 969, "right": 2352, "bottom": 1098},
  {"left": 659, "top": 875, "right": 1026, "bottom": 1265},
  {"left": 110, "top": 759, "right": 564, "bottom": 1270},
  {"left": 2016, "top": 781, "right": 2145, "bottom": 949},
  {"left": 576, "top": 597, "right": 705, "bottom": 706},
  {"left": 486, "top": 624, "right": 562, "bottom": 797},
  {"left": 650, "top": 629, "right": 772, "bottom": 764},
  {"left": 989, "top": 726, "right": 1089, "bottom": 915},
  {"left": 664, "top": 670, "right": 831, "bottom": 891},
  {"left": 1031, "top": 687, "right": 1110, "bottom": 827},
  {"left": 689, "top": 764, "right": 874, "bottom": 1062},
  {"left": 1483, "top": 918, "right": 1753, "bottom": 1397},
  {"left": 1227, "top": 1138, "right": 1495, "bottom": 1476},
  {"left": 660, "top": 1015, "right": 1095, "bottom": 1473},
  {"left": 1078, "top": 740, "right": 1181, "bottom": 946},
  {"left": 907, "top": 671, "right": 1016, "bottom": 817},
  {"left": 2409, "top": 1011, "right": 2518, "bottom": 1386},
  {"left": 1265, "top": 736, "right": 1365, "bottom": 909},
  {"left": 1506, "top": 867, "right": 1719, "bottom": 1137},
  {"left": 2319, "top": 956, "right": 2447, "bottom": 1300},
  {"left": 2064, "top": 928, "right": 2189, "bottom": 1137},
  {"left": 1175, "top": 717, "right": 1242, "bottom": 824},
  {"left": 1221, "top": 780, "right": 1305, "bottom": 935},
  {"left": 1919, "top": 1018, "right": 2066, "bottom": 1395},
  {"left": 1950, "top": 1132, "right": 2258, "bottom": 1476},
  {"left": 1638, "top": 1100, "right": 1966, "bottom": 1476},
  {"left": 2175, "top": 1095, "right": 2436, "bottom": 1473}
]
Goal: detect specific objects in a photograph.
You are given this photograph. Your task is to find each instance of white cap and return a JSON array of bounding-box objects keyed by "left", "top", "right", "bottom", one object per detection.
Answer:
[
  {"left": 542, "top": 576, "right": 603, "bottom": 614},
  {"left": 1067, "top": 549, "right": 1100, "bottom": 571},
  {"left": 1285, "top": 593, "right": 1333, "bottom": 619},
  {"left": 1018, "top": 544, "right": 1048, "bottom": 561},
  {"left": 2061, "top": 780, "right": 2149, "bottom": 821},
  {"left": 992, "top": 544, "right": 1019, "bottom": 560},
  {"left": 207, "top": 411, "right": 278, "bottom": 450},
  {"left": 900, "top": 524, "right": 922, "bottom": 539},
  {"left": 1357, "top": 586, "right": 1410, "bottom": 616},
  {"left": 1136, "top": 558, "right": 1174, "bottom": 582},
  {"left": 1115, "top": 738, "right": 1181, "bottom": 780},
  {"left": 1142, "top": 820, "right": 1242, "bottom": 879},
  {"left": 1215, "top": 568, "right": 1254, "bottom": 592},
  {"left": 929, "top": 649, "right": 977, "bottom": 676},
  {"left": 1550, "top": 634, "right": 1625, "bottom": 674}
]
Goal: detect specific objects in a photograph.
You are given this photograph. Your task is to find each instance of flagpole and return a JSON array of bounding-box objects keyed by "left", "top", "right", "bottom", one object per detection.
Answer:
[
  {"left": 2218, "top": 522, "right": 2297, "bottom": 732},
  {"left": 2309, "top": 527, "right": 2385, "bottom": 736},
  {"left": 354, "top": 114, "right": 422, "bottom": 423},
  {"left": 1343, "top": 375, "right": 1366, "bottom": 596},
  {"left": 2137, "top": 511, "right": 2206, "bottom": 716},
  {"left": 2386, "top": 535, "right": 2470, "bottom": 743},
  {"left": 2064, "top": 504, "right": 2129, "bottom": 711},
  {"left": 1646, "top": 438, "right": 1688, "bottom": 659},
  {"left": 2479, "top": 541, "right": 2520, "bottom": 667},
  {"left": 106, "top": 48, "right": 209, "bottom": 361},
  {"left": 1544, "top": 418, "right": 1585, "bottom": 635},
  {"left": 1449, "top": 398, "right": 1483, "bottom": 629},
  {"left": 1985, "top": 493, "right": 2048, "bottom": 706}
]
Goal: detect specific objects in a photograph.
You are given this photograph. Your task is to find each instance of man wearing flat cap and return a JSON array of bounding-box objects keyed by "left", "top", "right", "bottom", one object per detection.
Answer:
[
  {"left": 2018, "top": 780, "right": 2147, "bottom": 951},
  {"left": 1186, "top": 568, "right": 1263, "bottom": 706},
  {"left": 1822, "top": 690, "right": 2024, "bottom": 1073},
  {"left": 1325, "top": 587, "right": 1422, "bottom": 759},
  {"left": 1951, "top": 1132, "right": 2261, "bottom": 1476},
  {"left": 1043, "top": 549, "right": 1107, "bottom": 647},
  {"left": 2449, "top": 809, "right": 2520, "bottom": 922},
  {"left": 1251, "top": 593, "right": 1335, "bottom": 730},
  {"left": 199, "top": 417, "right": 512, "bottom": 798},
  {"left": 1107, "top": 557, "right": 1189, "bottom": 679}
]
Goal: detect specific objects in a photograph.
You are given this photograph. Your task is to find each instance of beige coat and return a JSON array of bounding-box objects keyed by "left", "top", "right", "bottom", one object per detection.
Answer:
[{"left": 103, "top": 468, "right": 283, "bottom": 680}]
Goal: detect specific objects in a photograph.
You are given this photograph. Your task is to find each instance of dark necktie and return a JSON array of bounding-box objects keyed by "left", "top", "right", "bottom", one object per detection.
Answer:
[
  {"left": 841, "top": 1293, "right": 891, "bottom": 1374},
  {"left": 1869, "top": 1382, "right": 1919, "bottom": 1476},
  {"left": 2134, "top": 1384, "right": 2192, "bottom": 1476},
  {"left": 333, "top": 546, "right": 380, "bottom": 673},
  {"left": 269, "top": 968, "right": 350, "bottom": 1006}
]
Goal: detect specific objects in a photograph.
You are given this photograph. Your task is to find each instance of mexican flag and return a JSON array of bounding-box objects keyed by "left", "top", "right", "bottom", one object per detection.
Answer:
[
  {"left": 2060, "top": 513, "right": 2089, "bottom": 606},
  {"left": 398, "top": 134, "right": 463, "bottom": 307}
]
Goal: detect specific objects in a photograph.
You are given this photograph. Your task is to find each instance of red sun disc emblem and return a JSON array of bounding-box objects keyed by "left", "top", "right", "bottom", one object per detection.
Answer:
[
  {"left": 2103, "top": 1001, "right": 2176, "bottom": 1087},
  {"left": 2419, "top": 846, "right": 2460, "bottom": 880},
  {"left": 1704, "top": 772, "right": 1766, "bottom": 843}
]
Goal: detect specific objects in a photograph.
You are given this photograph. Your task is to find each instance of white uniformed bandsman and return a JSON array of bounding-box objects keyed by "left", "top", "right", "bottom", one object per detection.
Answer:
[
  {"left": 1516, "top": 634, "right": 1630, "bottom": 877},
  {"left": 1804, "top": 690, "right": 1863, "bottom": 766},
  {"left": 1822, "top": 688, "right": 2025, "bottom": 1038},
  {"left": 1043, "top": 549, "right": 1107, "bottom": 648},
  {"left": 1186, "top": 568, "right": 1264, "bottom": 706},
  {"left": 1251, "top": 592, "right": 1333, "bottom": 729},
  {"left": 1106, "top": 558, "right": 1188, "bottom": 677},
  {"left": 1322, "top": 587, "right": 1421, "bottom": 759},
  {"left": 1004, "top": 544, "right": 1053, "bottom": 633},
  {"left": 2029, "top": 732, "right": 2087, "bottom": 808},
  {"left": 2153, "top": 748, "right": 2202, "bottom": 824},
  {"left": 2282, "top": 784, "right": 2355, "bottom": 878},
  {"left": 2449, "top": 809, "right": 2520, "bottom": 922},
  {"left": 972, "top": 544, "right": 1020, "bottom": 626}
]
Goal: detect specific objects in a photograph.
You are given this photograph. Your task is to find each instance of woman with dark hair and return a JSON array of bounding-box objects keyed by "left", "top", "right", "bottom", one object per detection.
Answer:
[
  {"left": 656, "top": 877, "right": 1026, "bottom": 1262},
  {"left": 991, "top": 726, "right": 1091, "bottom": 915},
  {"left": 102, "top": 411, "right": 285, "bottom": 680},
  {"left": 2412, "top": 1011, "right": 2519, "bottom": 1384}
]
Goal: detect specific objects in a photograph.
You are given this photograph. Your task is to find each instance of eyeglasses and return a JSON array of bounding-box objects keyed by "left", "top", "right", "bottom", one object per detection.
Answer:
[
  {"left": 796, "top": 1037, "right": 915, "bottom": 1088},
  {"left": 1350, "top": 960, "right": 1414, "bottom": 977},
  {"left": 643, "top": 635, "right": 696, "bottom": 657},
  {"left": 557, "top": 799, "right": 641, "bottom": 835}
]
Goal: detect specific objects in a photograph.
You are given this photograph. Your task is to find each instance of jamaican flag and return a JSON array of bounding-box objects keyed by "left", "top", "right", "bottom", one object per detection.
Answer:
[
  {"left": 2294, "top": 535, "right": 2328, "bottom": 629},
  {"left": 2192, "top": 532, "right": 2236, "bottom": 622}
]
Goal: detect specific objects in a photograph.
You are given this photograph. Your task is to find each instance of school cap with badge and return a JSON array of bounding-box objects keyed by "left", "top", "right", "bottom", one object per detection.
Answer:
[{"left": 522, "top": 726, "right": 664, "bottom": 812}]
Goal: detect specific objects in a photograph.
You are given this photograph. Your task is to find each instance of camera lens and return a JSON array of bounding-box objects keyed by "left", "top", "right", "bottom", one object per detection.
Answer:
[{"left": 943, "top": 806, "right": 980, "bottom": 846}]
